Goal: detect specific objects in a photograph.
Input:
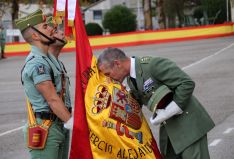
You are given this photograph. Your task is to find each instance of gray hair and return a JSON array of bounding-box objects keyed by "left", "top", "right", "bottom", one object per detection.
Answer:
[{"left": 97, "top": 47, "right": 127, "bottom": 68}]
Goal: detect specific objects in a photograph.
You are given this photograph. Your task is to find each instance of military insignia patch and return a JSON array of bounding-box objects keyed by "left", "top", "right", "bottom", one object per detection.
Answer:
[
  {"left": 109, "top": 87, "right": 142, "bottom": 130},
  {"left": 36, "top": 65, "right": 46, "bottom": 74},
  {"left": 143, "top": 78, "right": 155, "bottom": 92}
]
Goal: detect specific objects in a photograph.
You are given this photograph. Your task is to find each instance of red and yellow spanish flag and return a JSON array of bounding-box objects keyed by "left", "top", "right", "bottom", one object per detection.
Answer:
[{"left": 54, "top": 1, "right": 162, "bottom": 158}]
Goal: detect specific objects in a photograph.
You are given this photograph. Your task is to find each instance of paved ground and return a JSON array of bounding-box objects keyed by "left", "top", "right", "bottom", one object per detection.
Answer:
[{"left": 0, "top": 36, "right": 234, "bottom": 159}]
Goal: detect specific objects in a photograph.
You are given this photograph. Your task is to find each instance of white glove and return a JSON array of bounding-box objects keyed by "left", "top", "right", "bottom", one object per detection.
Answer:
[
  {"left": 150, "top": 101, "right": 183, "bottom": 125},
  {"left": 64, "top": 117, "right": 74, "bottom": 130}
]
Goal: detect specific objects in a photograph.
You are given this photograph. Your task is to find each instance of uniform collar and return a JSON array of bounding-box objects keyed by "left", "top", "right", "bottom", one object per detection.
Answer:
[
  {"left": 48, "top": 53, "right": 63, "bottom": 71},
  {"left": 48, "top": 53, "right": 59, "bottom": 65},
  {"left": 130, "top": 57, "right": 136, "bottom": 78},
  {"left": 25, "top": 45, "right": 47, "bottom": 62},
  {"left": 31, "top": 45, "right": 48, "bottom": 57}
]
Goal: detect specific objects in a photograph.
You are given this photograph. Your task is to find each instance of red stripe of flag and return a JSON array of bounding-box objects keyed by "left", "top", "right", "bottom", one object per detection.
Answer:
[
  {"left": 69, "top": 2, "right": 93, "bottom": 159},
  {"left": 53, "top": 0, "right": 57, "bottom": 16}
]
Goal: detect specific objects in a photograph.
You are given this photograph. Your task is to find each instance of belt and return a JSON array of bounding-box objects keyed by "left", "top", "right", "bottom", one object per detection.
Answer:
[
  {"left": 35, "top": 107, "right": 72, "bottom": 121},
  {"left": 35, "top": 112, "right": 59, "bottom": 121}
]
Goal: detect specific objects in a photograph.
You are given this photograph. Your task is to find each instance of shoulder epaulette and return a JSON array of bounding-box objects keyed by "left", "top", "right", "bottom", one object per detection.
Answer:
[
  {"left": 140, "top": 56, "right": 152, "bottom": 64},
  {"left": 26, "top": 56, "right": 35, "bottom": 62},
  {"left": 21, "top": 56, "right": 35, "bottom": 85}
]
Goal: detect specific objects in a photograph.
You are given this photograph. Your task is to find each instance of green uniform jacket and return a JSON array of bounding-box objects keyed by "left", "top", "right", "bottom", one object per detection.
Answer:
[{"left": 127, "top": 57, "right": 215, "bottom": 154}]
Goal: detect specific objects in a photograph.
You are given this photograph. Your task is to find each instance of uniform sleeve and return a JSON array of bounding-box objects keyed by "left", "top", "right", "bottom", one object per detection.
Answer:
[
  {"left": 26, "top": 62, "right": 52, "bottom": 85},
  {"left": 149, "top": 57, "right": 195, "bottom": 110}
]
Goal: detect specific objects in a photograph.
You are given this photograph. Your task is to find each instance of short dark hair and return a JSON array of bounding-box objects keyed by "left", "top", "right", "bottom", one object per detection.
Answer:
[
  {"left": 21, "top": 27, "right": 34, "bottom": 43},
  {"left": 97, "top": 47, "right": 127, "bottom": 68}
]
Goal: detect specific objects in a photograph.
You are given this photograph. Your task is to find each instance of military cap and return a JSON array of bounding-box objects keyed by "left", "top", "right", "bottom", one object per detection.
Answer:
[
  {"left": 15, "top": 9, "right": 46, "bottom": 32},
  {"left": 147, "top": 85, "right": 173, "bottom": 113},
  {"left": 46, "top": 16, "right": 56, "bottom": 27}
]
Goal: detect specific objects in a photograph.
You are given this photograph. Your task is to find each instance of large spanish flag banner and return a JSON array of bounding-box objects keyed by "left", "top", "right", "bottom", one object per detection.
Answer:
[{"left": 55, "top": 0, "right": 162, "bottom": 158}]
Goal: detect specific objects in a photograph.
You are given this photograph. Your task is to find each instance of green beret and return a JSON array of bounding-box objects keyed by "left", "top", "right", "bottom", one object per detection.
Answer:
[
  {"left": 147, "top": 85, "right": 173, "bottom": 112},
  {"left": 15, "top": 9, "right": 45, "bottom": 32}
]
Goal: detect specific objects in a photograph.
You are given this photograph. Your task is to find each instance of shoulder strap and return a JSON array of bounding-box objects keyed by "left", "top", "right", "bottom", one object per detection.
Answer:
[
  {"left": 42, "top": 56, "right": 55, "bottom": 85},
  {"left": 45, "top": 57, "right": 66, "bottom": 101},
  {"left": 27, "top": 97, "right": 52, "bottom": 127},
  {"left": 60, "top": 61, "right": 67, "bottom": 73},
  {"left": 26, "top": 97, "right": 36, "bottom": 127},
  {"left": 59, "top": 61, "right": 68, "bottom": 101}
]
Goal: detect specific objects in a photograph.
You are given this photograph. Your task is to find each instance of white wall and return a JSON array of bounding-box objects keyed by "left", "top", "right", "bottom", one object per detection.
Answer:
[
  {"left": 84, "top": 0, "right": 143, "bottom": 31},
  {"left": 84, "top": 0, "right": 111, "bottom": 26}
]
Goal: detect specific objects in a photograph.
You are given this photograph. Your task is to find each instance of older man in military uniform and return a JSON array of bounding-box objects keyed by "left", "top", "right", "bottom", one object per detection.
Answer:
[
  {"left": 15, "top": 10, "right": 73, "bottom": 159},
  {"left": 97, "top": 47, "right": 215, "bottom": 159}
]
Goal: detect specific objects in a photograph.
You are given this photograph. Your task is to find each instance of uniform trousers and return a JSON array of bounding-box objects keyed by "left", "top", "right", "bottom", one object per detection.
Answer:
[
  {"left": 23, "top": 118, "right": 70, "bottom": 159},
  {"left": 160, "top": 126, "right": 210, "bottom": 159}
]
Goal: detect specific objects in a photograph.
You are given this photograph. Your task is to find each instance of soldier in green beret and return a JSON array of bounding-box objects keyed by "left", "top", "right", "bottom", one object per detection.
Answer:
[
  {"left": 15, "top": 9, "right": 73, "bottom": 159},
  {"left": 97, "top": 47, "right": 215, "bottom": 159}
]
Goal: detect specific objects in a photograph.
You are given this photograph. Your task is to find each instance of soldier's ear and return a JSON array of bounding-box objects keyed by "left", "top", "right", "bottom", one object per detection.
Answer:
[{"left": 31, "top": 32, "right": 40, "bottom": 41}]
